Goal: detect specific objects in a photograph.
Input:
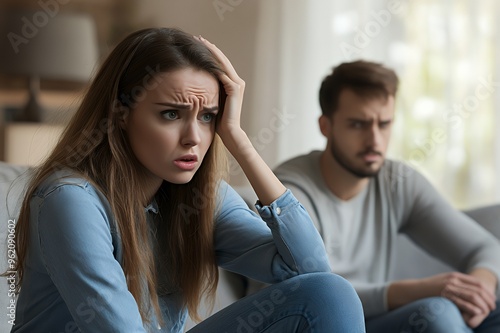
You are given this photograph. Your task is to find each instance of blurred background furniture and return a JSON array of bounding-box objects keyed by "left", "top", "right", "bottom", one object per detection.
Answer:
[
  {"left": 2, "top": 123, "right": 64, "bottom": 165},
  {"left": 0, "top": 11, "right": 98, "bottom": 122},
  {"left": 0, "top": 7, "right": 98, "bottom": 165}
]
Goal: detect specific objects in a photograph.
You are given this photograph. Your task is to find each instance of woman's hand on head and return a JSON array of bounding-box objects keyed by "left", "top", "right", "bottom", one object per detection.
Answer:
[
  {"left": 195, "top": 36, "right": 246, "bottom": 146},
  {"left": 196, "top": 35, "right": 286, "bottom": 204}
]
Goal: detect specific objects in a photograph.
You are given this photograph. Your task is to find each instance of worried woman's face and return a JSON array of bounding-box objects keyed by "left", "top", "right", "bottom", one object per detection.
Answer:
[{"left": 123, "top": 68, "right": 219, "bottom": 187}]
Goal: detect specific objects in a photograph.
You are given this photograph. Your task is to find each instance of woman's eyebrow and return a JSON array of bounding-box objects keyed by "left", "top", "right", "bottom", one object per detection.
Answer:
[
  {"left": 154, "top": 102, "right": 191, "bottom": 109},
  {"left": 154, "top": 102, "right": 218, "bottom": 112},
  {"left": 203, "top": 106, "right": 219, "bottom": 112}
]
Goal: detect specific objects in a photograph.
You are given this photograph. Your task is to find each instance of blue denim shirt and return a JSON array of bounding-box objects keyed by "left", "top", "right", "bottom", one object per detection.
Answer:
[{"left": 12, "top": 171, "right": 330, "bottom": 333}]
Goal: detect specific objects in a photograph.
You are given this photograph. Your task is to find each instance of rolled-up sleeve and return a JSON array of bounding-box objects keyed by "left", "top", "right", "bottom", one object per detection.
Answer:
[{"left": 214, "top": 183, "right": 331, "bottom": 283}]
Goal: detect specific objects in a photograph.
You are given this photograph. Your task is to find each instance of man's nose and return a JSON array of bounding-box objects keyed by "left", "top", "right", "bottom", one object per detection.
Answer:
[{"left": 366, "top": 125, "right": 382, "bottom": 147}]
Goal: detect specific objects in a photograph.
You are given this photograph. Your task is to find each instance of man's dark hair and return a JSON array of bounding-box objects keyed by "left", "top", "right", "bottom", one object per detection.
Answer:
[{"left": 319, "top": 60, "right": 399, "bottom": 117}]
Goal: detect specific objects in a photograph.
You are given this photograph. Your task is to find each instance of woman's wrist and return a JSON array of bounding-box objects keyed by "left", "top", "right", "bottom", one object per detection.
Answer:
[
  {"left": 219, "top": 127, "right": 286, "bottom": 205},
  {"left": 219, "top": 128, "right": 254, "bottom": 159}
]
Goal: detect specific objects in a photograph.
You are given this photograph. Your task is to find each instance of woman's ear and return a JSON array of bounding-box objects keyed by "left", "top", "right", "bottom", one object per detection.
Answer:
[
  {"left": 116, "top": 102, "right": 130, "bottom": 130},
  {"left": 120, "top": 117, "right": 127, "bottom": 130},
  {"left": 319, "top": 115, "right": 332, "bottom": 138}
]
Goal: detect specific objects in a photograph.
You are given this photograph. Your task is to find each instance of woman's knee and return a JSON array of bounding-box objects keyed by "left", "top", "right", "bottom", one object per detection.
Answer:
[
  {"left": 284, "top": 273, "right": 363, "bottom": 314},
  {"left": 234, "top": 273, "right": 365, "bottom": 332},
  {"left": 290, "top": 272, "right": 359, "bottom": 301}
]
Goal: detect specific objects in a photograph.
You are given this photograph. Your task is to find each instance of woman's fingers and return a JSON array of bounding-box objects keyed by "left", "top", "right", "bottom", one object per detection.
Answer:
[
  {"left": 193, "top": 35, "right": 246, "bottom": 141},
  {"left": 195, "top": 36, "right": 244, "bottom": 85},
  {"left": 219, "top": 73, "right": 244, "bottom": 97}
]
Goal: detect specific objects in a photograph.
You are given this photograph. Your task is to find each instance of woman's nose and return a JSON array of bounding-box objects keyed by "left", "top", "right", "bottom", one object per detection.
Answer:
[{"left": 181, "top": 121, "right": 201, "bottom": 147}]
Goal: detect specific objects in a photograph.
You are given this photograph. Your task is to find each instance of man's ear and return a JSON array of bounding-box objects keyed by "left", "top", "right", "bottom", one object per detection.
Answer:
[{"left": 319, "top": 115, "right": 332, "bottom": 138}]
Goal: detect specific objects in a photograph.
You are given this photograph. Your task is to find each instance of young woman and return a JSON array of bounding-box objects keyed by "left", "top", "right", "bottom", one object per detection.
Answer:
[{"left": 10, "top": 28, "right": 365, "bottom": 332}]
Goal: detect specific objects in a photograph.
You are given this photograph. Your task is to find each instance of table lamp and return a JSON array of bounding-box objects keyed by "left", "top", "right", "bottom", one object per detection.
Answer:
[{"left": 0, "top": 10, "right": 99, "bottom": 122}]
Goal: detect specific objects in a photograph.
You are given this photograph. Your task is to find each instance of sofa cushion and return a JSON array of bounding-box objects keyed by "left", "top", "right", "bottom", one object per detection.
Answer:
[
  {"left": 0, "top": 162, "right": 31, "bottom": 219},
  {"left": 0, "top": 162, "right": 31, "bottom": 332}
]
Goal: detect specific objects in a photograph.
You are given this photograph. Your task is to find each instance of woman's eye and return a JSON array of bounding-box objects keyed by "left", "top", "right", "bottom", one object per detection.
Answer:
[
  {"left": 161, "top": 111, "right": 178, "bottom": 120},
  {"left": 200, "top": 113, "right": 215, "bottom": 123}
]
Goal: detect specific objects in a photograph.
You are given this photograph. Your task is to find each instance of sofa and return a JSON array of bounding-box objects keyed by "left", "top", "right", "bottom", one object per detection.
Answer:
[{"left": 1, "top": 161, "right": 499, "bottom": 332}]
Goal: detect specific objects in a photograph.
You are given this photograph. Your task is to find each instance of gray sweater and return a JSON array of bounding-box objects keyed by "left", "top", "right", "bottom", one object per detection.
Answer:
[{"left": 274, "top": 150, "right": 500, "bottom": 317}]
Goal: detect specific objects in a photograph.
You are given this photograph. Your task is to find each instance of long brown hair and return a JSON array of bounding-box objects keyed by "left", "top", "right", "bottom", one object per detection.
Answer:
[{"left": 13, "top": 27, "right": 227, "bottom": 325}]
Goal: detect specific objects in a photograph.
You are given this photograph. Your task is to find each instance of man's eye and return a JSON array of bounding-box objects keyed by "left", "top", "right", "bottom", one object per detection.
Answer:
[
  {"left": 351, "top": 122, "right": 363, "bottom": 129},
  {"left": 200, "top": 113, "right": 215, "bottom": 123},
  {"left": 380, "top": 121, "right": 391, "bottom": 129},
  {"left": 161, "top": 111, "right": 178, "bottom": 120}
]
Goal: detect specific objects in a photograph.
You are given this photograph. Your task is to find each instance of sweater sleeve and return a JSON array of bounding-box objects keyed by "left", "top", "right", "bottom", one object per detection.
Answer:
[
  {"left": 401, "top": 168, "right": 500, "bottom": 287},
  {"left": 214, "top": 182, "right": 331, "bottom": 283},
  {"left": 35, "top": 184, "right": 147, "bottom": 333}
]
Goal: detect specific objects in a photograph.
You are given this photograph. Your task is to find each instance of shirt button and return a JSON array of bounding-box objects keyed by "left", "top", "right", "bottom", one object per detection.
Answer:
[{"left": 276, "top": 207, "right": 282, "bottom": 215}]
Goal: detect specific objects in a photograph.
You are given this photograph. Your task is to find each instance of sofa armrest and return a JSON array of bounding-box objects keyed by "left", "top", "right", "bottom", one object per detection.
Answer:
[{"left": 463, "top": 204, "right": 500, "bottom": 240}]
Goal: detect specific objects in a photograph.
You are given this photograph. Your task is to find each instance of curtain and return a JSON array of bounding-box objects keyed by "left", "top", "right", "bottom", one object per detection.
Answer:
[
  {"left": 245, "top": 0, "right": 499, "bottom": 208},
  {"left": 391, "top": 0, "right": 499, "bottom": 208}
]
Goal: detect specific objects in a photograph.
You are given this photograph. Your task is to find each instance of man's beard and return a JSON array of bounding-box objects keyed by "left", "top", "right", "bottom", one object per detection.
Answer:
[{"left": 329, "top": 137, "right": 383, "bottom": 178}]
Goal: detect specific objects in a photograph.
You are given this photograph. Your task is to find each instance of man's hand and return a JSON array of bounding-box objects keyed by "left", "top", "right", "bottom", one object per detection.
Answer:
[
  {"left": 422, "top": 271, "right": 496, "bottom": 328},
  {"left": 388, "top": 270, "right": 497, "bottom": 328},
  {"left": 462, "top": 311, "right": 489, "bottom": 328}
]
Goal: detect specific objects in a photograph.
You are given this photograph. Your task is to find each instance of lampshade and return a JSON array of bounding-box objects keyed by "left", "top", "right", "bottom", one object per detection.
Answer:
[{"left": 0, "top": 10, "right": 99, "bottom": 121}]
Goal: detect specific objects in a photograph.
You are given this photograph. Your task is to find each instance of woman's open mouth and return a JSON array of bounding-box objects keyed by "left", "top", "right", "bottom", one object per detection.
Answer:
[{"left": 174, "top": 155, "right": 198, "bottom": 171}]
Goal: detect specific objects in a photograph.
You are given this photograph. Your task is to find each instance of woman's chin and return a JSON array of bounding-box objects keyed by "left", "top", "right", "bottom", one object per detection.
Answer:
[{"left": 165, "top": 174, "right": 195, "bottom": 185}]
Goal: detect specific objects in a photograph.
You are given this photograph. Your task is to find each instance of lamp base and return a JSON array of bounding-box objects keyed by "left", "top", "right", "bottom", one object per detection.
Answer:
[{"left": 14, "top": 77, "right": 44, "bottom": 122}]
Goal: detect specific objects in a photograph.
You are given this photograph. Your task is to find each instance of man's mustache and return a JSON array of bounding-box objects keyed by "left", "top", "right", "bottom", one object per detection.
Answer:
[{"left": 357, "top": 149, "right": 382, "bottom": 157}]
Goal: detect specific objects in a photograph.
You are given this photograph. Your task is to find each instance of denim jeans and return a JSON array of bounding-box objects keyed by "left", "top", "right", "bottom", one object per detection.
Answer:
[
  {"left": 366, "top": 297, "right": 500, "bottom": 333},
  {"left": 188, "top": 272, "right": 366, "bottom": 333}
]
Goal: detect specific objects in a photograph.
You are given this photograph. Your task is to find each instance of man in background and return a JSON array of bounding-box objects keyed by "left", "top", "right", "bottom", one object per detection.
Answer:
[{"left": 274, "top": 60, "right": 500, "bottom": 332}]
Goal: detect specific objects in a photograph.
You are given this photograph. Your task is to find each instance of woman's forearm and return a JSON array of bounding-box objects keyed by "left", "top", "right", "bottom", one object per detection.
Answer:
[{"left": 223, "top": 128, "right": 286, "bottom": 206}]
